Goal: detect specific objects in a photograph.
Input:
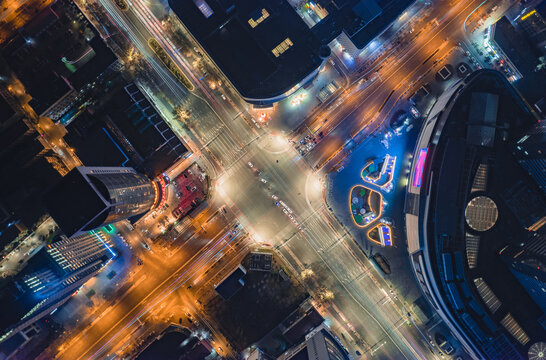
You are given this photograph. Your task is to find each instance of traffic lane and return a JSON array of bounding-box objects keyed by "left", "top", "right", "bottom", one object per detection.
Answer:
[
  {"left": 303, "top": 0, "right": 486, "bottom": 142},
  {"left": 250, "top": 135, "right": 325, "bottom": 218},
  {"left": 307, "top": 36, "right": 457, "bottom": 169},
  {"left": 276, "top": 199, "right": 429, "bottom": 360},
  {"left": 277, "top": 236, "right": 415, "bottom": 360},
  {"left": 220, "top": 158, "right": 300, "bottom": 243},
  {"left": 68, "top": 227, "right": 238, "bottom": 360},
  {"left": 287, "top": 237, "right": 422, "bottom": 360},
  {"left": 105, "top": 235, "right": 251, "bottom": 359},
  {"left": 56, "top": 218, "right": 233, "bottom": 360}
]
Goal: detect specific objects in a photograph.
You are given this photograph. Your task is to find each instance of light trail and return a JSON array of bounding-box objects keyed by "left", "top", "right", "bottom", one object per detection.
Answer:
[{"left": 87, "top": 230, "right": 242, "bottom": 360}]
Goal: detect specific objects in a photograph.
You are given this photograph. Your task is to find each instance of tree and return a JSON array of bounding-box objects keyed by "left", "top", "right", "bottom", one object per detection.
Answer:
[{"left": 173, "top": 105, "right": 191, "bottom": 122}]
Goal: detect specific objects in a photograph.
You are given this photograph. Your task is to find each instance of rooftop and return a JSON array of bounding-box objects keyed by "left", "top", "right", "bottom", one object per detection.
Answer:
[
  {"left": 43, "top": 168, "right": 108, "bottom": 237},
  {"left": 465, "top": 196, "right": 498, "bottom": 232},
  {"left": 214, "top": 265, "right": 247, "bottom": 300},
  {"left": 492, "top": 16, "right": 541, "bottom": 76},
  {"left": 1, "top": 0, "right": 116, "bottom": 114},
  {"left": 313, "top": 0, "right": 413, "bottom": 49},
  {"left": 169, "top": 0, "right": 329, "bottom": 103}
]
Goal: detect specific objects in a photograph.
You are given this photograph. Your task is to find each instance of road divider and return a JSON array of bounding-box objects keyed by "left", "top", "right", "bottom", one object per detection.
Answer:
[
  {"left": 114, "top": 0, "right": 128, "bottom": 11},
  {"left": 148, "top": 38, "right": 194, "bottom": 91}
]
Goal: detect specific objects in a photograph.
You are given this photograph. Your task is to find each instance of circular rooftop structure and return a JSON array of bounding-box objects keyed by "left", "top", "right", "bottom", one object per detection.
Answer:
[
  {"left": 529, "top": 342, "right": 546, "bottom": 360},
  {"left": 465, "top": 196, "right": 498, "bottom": 232}
]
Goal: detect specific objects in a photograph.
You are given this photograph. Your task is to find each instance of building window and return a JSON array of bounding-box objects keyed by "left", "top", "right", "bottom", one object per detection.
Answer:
[
  {"left": 248, "top": 9, "right": 269, "bottom": 28},
  {"left": 272, "top": 38, "right": 293, "bottom": 57}
]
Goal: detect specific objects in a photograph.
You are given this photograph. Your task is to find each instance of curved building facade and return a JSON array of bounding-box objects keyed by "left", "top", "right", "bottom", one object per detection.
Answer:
[
  {"left": 405, "top": 70, "right": 545, "bottom": 359},
  {"left": 169, "top": 0, "right": 329, "bottom": 105},
  {"left": 45, "top": 167, "right": 159, "bottom": 237}
]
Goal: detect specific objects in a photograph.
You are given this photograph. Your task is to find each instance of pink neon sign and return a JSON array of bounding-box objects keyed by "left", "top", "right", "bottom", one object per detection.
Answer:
[{"left": 412, "top": 148, "right": 428, "bottom": 188}]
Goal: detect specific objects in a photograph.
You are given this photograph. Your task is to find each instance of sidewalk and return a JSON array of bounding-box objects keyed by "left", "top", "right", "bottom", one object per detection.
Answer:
[
  {"left": 52, "top": 231, "right": 135, "bottom": 329},
  {"left": 323, "top": 104, "right": 423, "bottom": 303}
]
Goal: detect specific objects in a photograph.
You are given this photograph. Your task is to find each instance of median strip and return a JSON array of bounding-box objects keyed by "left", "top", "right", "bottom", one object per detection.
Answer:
[
  {"left": 114, "top": 0, "right": 128, "bottom": 11},
  {"left": 148, "top": 38, "right": 194, "bottom": 91}
]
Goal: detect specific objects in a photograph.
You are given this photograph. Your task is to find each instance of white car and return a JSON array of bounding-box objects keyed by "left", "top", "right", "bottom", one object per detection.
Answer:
[
  {"left": 260, "top": 178, "right": 268, "bottom": 184},
  {"left": 272, "top": 195, "right": 279, "bottom": 201},
  {"left": 247, "top": 162, "right": 254, "bottom": 168},
  {"left": 410, "top": 106, "right": 420, "bottom": 118}
]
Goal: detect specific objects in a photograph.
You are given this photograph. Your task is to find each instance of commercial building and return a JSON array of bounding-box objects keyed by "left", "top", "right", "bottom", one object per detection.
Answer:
[
  {"left": 0, "top": 231, "right": 115, "bottom": 354},
  {"left": 214, "top": 265, "right": 247, "bottom": 300},
  {"left": 278, "top": 323, "right": 349, "bottom": 360},
  {"left": 518, "top": 1, "right": 546, "bottom": 55},
  {"left": 314, "top": 0, "right": 414, "bottom": 57},
  {"left": 490, "top": 16, "right": 541, "bottom": 80},
  {"left": 501, "top": 234, "right": 546, "bottom": 314},
  {"left": 64, "top": 81, "right": 189, "bottom": 178},
  {"left": 405, "top": 70, "right": 545, "bottom": 360},
  {"left": 512, "top": 121, "right": 546, "bottom": 194},
  {"left": 169, "top": 0, "right": 330, "bottom": 105},
  {"left": 44, "top": 167, "right": 161, "bottom": 237},
  {"left": 170, "top": 0, "right": 413, "bottom": 105},
  {"left": 0, "top": 96, "right": 62, "bottom": 254},
  {"left": 1, "top": 0, "right": 117, "bottom": 116}
]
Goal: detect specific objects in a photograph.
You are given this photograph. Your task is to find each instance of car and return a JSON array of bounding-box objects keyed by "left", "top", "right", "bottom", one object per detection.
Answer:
[
  {"left": 406, "top": 124, "right": 414, "bottom": 132},
  {"left": 271, "top": 194, "right": 279, "bottom": 201},
  {"left": 260, "top": 178, "right": 267, "bottom": 184},
  {"left": 410, "top": 106, "right": 420, "bottom": 119},
  {"left": 137, "top": 258, "right": 143, "bottom": 265},
  {"left": 274, "top": 201, "right": 280, "bottom": 207},
  {"left": 288, "top": 214, "right": 294, "bottom": 220},
  {"left": 283, "top": 209, "right": 288, "bottom": 215},
  {"left": 247, "top": 162, "right": 253, "bottom": 168}
]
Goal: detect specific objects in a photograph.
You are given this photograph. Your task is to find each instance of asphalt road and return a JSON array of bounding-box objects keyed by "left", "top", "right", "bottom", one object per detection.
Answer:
[
  {"left": 52, "top": 208, "right": 246, "bottom": 360},
  {"left": 51, "top": 0, "right": 503, "bottom": 359},
  {"left": 303, "top": 0, "right": 494, "bottom": 170}
]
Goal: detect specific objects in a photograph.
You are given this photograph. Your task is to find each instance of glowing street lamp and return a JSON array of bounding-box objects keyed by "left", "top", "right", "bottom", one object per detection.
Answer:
[{"left": 290, "top": 92, "right": 308, "bottom": 107}]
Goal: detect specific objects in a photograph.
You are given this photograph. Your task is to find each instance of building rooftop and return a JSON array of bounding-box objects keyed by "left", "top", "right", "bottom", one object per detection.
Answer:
[
  {"left": 169, "top": 0, "right": 329, "bottom": 103},
  {"left": 214, "top": 265, "right": 247, "bottom": 300},
  {"left": 1, "top": 0, "right": 116, "bottom": 114},
  {"left": 43, "top": 168, "right": 108, "bottom": 237},
  {"left": 313, "top": 0, "right": 413, "bottom": 49},
  {"left": 248, "top": 251, "right": 273, "bottom": 272},
  {"left": 465, "top": 196, "right": 498, "bottom": 232},
  {"left": 405, "top": 70, "right": 545, "bottom": 359},
  {"left": 492, "top": 16, "right": 541, "bottom": 76},
  {"left": 65, "top": 81, "right": 188, "bottom": 178}
]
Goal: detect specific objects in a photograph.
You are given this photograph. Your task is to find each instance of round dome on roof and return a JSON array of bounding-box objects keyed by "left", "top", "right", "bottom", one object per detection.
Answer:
[
  {"left": 465, "top": 196, "right": 498, "bottom": 232},
  {"left": 529, "top": 342, "right": 546, "bottom": 360}
]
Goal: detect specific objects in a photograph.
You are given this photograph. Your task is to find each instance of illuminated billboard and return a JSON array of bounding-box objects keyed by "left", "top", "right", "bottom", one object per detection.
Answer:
[{"left": 412, "top": 148, "right": 428, "bottom": 188}]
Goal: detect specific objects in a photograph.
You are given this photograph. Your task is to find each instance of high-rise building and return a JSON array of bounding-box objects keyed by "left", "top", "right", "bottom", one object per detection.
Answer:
[
  {"left": 513, "top": 121, "right": 546, "bottom": 194},
  {"left": 404, "top": 70, "right": 543, "bottom": 360},
  {"left": 0, "top": 231, "right": 115, "bottom": 350},
  {"left": 278, "top": 323, "right": 350, "bottom": 360},
  {"left": 501, "top": 234, "right": 546, "bottom": 313},
  {"left": 44, "top": 167, "right": 160, "bottom": 237},
  {"left": 518, "top": 2, "right": 546, "bottom": 55}
]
